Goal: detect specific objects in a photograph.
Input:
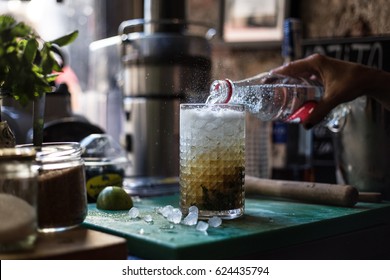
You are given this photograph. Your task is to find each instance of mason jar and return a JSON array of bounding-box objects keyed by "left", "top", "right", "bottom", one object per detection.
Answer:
[
  {"left": 80, "top": 134, "right": 128, "bottom": 203},
  {"left": 19, "top": 142, "right": 88, "bottom": 232},
  {"left": 0, "top": 148, "right": 38, "bottom": 252}
]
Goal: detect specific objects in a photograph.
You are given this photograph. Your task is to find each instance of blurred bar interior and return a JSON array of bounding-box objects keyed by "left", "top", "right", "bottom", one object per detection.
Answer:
[{"left": 1, "top": 0, "right": 389, "bottom": 198}]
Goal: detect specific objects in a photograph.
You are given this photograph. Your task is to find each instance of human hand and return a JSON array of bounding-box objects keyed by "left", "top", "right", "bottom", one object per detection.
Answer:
[{"left": 271, "top": 54, "right": 375, "bottom": 128}]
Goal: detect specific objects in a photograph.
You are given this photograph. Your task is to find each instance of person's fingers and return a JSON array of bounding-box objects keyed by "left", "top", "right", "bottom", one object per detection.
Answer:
[
  {"left": 270, "top": 54, "right": 360, "bottom": 128},
  {"left": 272, "top": 62, "right": 315, "bottom": 79},
  {"left": 271, "top": 54, "right": 324, "bottom": 79},
  {"left": 302, "top": 91, "right": 341, "bottom": 129},
  {"left": 302, "top": 103, "right": 332, "bottom": 129}
]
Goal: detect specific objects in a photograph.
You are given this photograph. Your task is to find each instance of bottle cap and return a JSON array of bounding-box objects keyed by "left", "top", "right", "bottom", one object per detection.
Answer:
[{"left": 208, "top": 79, "right": 233, "bottom": 103}]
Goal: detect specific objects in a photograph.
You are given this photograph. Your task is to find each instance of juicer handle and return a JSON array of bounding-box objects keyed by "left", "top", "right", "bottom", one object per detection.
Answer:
[
  {"left": 118, "top": 18, "right": 216, "bottom": 39},
  {"left": 245, "top": 176, "right": 360, "bottom": 207}
]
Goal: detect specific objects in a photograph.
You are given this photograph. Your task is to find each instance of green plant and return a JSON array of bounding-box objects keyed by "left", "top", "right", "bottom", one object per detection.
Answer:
[
  {"left": 0, "top": 15, "right": 78, "bottom": 104},
  {"left": 0, "top": 15, "right": 78, "bottom": 146}
]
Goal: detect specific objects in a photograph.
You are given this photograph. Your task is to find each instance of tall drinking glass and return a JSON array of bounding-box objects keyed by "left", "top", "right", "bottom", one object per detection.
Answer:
[{"left": 179, "top": 104, "right": 245, "bottom": 219}]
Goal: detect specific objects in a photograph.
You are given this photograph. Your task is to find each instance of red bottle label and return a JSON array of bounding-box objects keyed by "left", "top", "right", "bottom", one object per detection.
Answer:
[{"left": 286, "top": 101, "right": 317, "bottom": 123}]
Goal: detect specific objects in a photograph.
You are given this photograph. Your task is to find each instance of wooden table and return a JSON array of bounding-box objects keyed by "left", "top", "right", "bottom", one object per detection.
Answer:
[{"left": 0, "top": 227, "right": 128, "bottom": 260}]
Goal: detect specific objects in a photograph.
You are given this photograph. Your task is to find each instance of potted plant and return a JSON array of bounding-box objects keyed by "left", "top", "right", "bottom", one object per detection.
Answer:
[{"left": 0, "top": 15, "right": 78, "bottom": 147}]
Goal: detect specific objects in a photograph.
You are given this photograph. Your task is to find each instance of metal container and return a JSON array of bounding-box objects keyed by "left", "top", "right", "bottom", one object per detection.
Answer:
[
  {"left": 333, "top": 96, "right": 390, "bottom": 199},
  {"left": 121, "top": 32, "right": 211, "bottom": 177},
  {"left": 119, "top": 0, "right": 213, "bottom": 184}
]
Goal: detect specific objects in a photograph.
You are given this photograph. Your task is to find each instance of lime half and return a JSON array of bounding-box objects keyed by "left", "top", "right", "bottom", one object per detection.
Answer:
[{"left": 96, "top": 186, "right": 133, "bottom": 210}]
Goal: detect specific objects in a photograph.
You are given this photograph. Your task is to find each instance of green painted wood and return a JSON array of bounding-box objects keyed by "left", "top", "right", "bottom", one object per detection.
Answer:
[{"left": 83, "top": 195, "right": 390, "bottom": 259}]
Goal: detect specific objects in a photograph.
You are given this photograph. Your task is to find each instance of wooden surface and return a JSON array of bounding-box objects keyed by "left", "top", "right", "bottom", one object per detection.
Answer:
[
  {"left": 0, "top": 227, "right": 128, "bottom": 260},
  {"left": 83, "top": 194, "right": 390, "bottom": 259}
]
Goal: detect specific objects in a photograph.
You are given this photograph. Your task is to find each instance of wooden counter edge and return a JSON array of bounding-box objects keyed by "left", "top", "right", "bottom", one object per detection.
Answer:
[{"left": 1, "top": 227, "right": 128, "bottom": 260}]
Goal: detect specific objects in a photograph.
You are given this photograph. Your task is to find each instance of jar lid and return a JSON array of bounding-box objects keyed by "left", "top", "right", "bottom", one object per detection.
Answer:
[
  {"left": 80, "top": 134, "right": 129, "bottom": 166},
  {"left": 36, "top": 142, "right": 82, "bottom": 163},
  {"left": 0, "top": 147, "right": 36, "bottom": 161},
  {"left": 16, "top": 142, "right": 82, "bottom": 163}
]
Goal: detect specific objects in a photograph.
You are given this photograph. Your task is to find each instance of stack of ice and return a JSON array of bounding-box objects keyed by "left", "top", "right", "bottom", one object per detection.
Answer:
[
  {"left": 180, "top": 105, "right": 245, "bottom": 151},
  {"left": 130, "top": 204, "right": 223, "bottom": 232},
  {"left": 196, "top": 221, "right": 209, "bottom": 231},
  {"left": 156, "top": 205, "right": 182, "bottom": 224},
  {"left": 167, "top": 208, "right": 182, "bottom": 224},
  {"left": 144, "top": 214, "right": 153, "bottom": 223},
  {"left": 182, "top": 206, "right": 199, "bottom": 226},
  {"left": 128, "top": 207, "right": 140, "bottom": 219},
  {"left": 208, "top": 216, "right": 222, "bottom": 228}
]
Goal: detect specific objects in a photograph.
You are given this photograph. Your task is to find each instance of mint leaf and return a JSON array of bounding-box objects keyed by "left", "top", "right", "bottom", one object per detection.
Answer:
[
  {"left": 24, "top": 38, "right": 38, "bottom": 64},
  {"left": 49, "top": 30, "right": 78, "bottom": 47},
  {"left": 0, "top": 15, "right": 78, "bottom": 104}
]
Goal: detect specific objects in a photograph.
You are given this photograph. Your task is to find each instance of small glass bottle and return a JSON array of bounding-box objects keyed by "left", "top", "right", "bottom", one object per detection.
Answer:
[
  {"left": 207, "top": 72, "right": 324, "bottom": 123},
  {"left": 0, "top": 148, "right": 38, "bottom": 252}
]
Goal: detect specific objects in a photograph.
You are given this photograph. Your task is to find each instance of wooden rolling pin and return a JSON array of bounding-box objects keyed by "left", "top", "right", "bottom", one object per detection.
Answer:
[{"left": 245, "top": 176, "right": 360, "bottom": 207}]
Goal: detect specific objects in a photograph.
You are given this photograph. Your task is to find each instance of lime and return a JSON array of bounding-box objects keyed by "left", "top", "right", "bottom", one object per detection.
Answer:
[{"left": 96, "top": 186, "right": 133, "bottom": 210}]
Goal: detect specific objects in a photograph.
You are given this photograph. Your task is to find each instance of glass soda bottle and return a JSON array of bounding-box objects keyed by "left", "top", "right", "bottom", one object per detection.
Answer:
[{"left": 207, "top": 72, "right": 324, "bottom": 124}]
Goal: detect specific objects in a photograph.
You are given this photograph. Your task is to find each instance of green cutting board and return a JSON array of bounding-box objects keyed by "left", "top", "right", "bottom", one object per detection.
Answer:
[{"left": 83, "top": 195, "right": 390, "bottom": 259}]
